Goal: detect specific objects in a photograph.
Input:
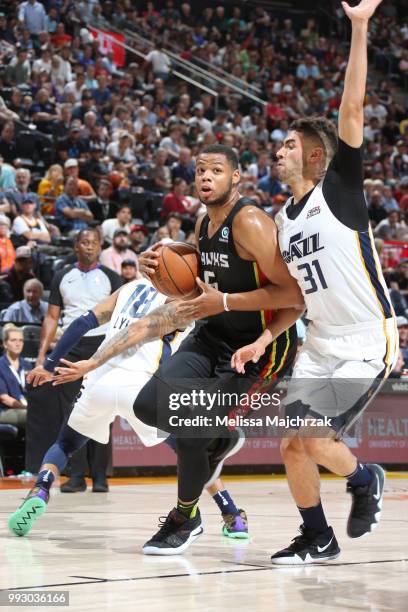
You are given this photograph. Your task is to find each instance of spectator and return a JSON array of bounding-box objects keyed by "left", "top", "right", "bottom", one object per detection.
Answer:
[
  {"left": 364, "top": 93, "right": 388, "bottom": 126},
  {"left": 106, "top": 132, "right": 136, "bottom": 170},
  {"left": 5, "top": 47, "right": 31, "bottom": 86},
  {"left": 145, "top": 40, "right": 171, "bottom": 81},
  {"left": 149, "top": 148, "right": 172, "bottom": 191},
  {"left": 1, "top": 246, "right": 35, "bottom": 302},
  {"left": 149, "top": 225, "right": 170, "bottom": 246},
  {"left": 368, "top": 190, "right": 388, "bottom": 225},
  {"left": 2, "top": 278, "right": 47, "bottom": 323},
  {"left": 6, "top": 168, "right": 40, "bottom": 216},
  {"left": 37, "top": 164, "right": 64, "bottom": 215},
  {"left": 387, "top": 258, "right": 408, "bottom": 297},
  {"left": 100, "top": 228, "right": 140, "bottom": 276},
  {"left": 121, "top": 259, "right": 138, "bottom": 283},
  {"left": 89, "top": 179, "right": 114, "bottom": 224},
  {"left": 374, "top": 211, "right": 408, "bottom": 241},
  {"left": 165, "top": 212, "right": 185, "bottom": 242},
  {"left": 18, "top": 0, "right": 46, "bottom": 35},
  {"left": 129, "top": 224, "right": 148, "bottom": 254},
  {"left": 101, "top": 205, "right": 132, "bottom": 244},
  {"left": 0, "top": 121, "right": 17, "bottom": 164},
  {"left": 161, "top": 178, "right": 198, "bottom": 221},
  {"left": 382, "top": 185, "right": 400, "bottom": 213},
  {"left": 55, "top": 177, "right": 93, "bottom": 234},
  {"left": 159, "top": 125, "right": 182, "bottom": 162},
  {"left": 172, "top": 148, "right": 195, "bottom": 184},
  {"left": 63, "top": 159, "right": 97, "bottom": 203},
  {"left": 397, "top": 316, "right": 408, "bottom": 368},
  {"left": 12, "top": 196, "right": 51, "bottom": 246},
  {"left": 57, "top": 123, "right": 89, "bottom": 162},
  {"left": 0, "top": 216, "right": 14, "bottom": 273},
  {"left": 0, "top": 327, "right": 32, "bottom": 427},
  {"left": 257, "top": 166, "right": 283, "bottom": 198}
]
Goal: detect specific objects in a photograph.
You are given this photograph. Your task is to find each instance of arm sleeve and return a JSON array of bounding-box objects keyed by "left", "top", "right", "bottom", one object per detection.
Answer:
[
  {"left": 322, "top": 138, "right": 369, "bottom": 231},
  {"left": 43, "top": 310, "right": 99, "bottom": 372}
]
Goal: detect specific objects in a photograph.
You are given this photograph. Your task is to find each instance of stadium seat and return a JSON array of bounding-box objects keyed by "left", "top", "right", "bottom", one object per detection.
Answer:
[
  {"left": 21, "top": 325, "right": 41, "bottom": 360},
  {"left": 0, "top": 423, "right": 18, "bottom": 477}
]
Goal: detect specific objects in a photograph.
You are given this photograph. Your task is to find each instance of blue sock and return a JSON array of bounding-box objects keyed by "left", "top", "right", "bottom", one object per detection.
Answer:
[
  {"left": 42, "top": 442, "right": 70, "bottom": 473},
  {"left": 346, "top": 462, "right": 372, "bottom": 488},
  {"left": 35, "top": 469, "right": 56, "bottom": 491},
  {"left": 298, "top": 501, "right": 328, "bottom": 533},
  {"left": 213, "top": 490, "right": 239, "bottom": 515}
]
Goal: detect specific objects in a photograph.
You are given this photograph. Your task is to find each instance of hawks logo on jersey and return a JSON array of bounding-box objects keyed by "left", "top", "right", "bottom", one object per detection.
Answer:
[
  {"left": 200, "top": 251, "right": 230, "bottom": 268},
  {"left": 282, "top": 231, "right": 324, "bottom": 264}
]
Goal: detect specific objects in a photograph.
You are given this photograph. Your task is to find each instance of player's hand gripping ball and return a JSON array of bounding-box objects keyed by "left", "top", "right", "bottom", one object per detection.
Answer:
[{"left": 150, "top": 242, "right": 201, "bottom": 298}]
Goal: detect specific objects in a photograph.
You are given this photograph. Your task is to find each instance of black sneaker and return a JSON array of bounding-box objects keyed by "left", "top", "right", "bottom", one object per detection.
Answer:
[
  {"left": 204, "top": 428, "right": 245, "bottom": 488},
  {"left": 271, "top": 525, "right": 340, "bottom": 565},
  {"left": 347, "top": 463, "right": 385, "bottom": 538},
  {"left": 60, "top": 477, "right": 87, "bottom": 493},
  {"left": 143, "top": 508, "right": 203, "bottom": 555},
  {"left": 92, "top": 479, "right": 109, "bottom": 493}
]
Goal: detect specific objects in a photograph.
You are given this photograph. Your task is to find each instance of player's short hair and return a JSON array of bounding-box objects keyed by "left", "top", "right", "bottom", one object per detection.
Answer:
[
  {"left": 199, "top": 144, "right": 239, "bottom": 170},
  {"left": 290, "top": 116, "right": 338, "bottom": 161},
  {"left": 75, "top": 227, "right": 101, "bottom": 244}
]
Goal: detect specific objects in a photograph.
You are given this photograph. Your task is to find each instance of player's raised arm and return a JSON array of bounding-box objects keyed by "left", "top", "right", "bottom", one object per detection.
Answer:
[
  {"left": 52, "top": 300, "right": 194, "bottom": 384},
  {"left": 338, "top": 0, "right": 383, "bottom": 147}
]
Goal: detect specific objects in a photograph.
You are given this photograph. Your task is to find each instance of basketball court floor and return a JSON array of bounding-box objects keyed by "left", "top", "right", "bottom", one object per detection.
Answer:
[{"left": 1, "top": 474, "right": 407, "bottom": 611}]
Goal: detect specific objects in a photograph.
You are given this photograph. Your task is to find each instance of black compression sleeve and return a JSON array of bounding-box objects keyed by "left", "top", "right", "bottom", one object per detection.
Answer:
[{"left": 322, "top": 138, "right": 369, "bottom": 231}]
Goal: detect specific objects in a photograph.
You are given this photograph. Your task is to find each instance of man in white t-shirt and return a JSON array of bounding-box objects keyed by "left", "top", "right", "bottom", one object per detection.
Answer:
[
  {"left": 146, "top": 43, "right": 171, "bottom": 80},
  {"left": 101, "top": 205, "right": 132, "bottom": 244}
]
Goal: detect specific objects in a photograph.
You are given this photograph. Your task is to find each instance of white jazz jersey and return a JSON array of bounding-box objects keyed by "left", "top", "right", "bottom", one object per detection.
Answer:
[
  {"left": 68, "top": 278, "right": 193, "bottom": 446},
  {"left": 99, "top": 277, "right": 190, "bottom": 373},
  {"left": 276, "top": 181, "right": 395, "bottom": 330}
]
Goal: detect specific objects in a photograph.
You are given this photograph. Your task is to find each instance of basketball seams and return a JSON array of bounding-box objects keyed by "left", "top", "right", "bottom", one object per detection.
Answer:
[
  {"left": 161, "top": 247, "right": 185, "bottom": 296},
  {"left": 168, "top": 244, "right": 198, "bottom": 287}
]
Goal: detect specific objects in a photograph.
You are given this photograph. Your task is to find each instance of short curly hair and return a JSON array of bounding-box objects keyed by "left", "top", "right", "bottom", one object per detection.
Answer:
[{"left": 290, "top": 116, "right": 338, "bottom": 161}]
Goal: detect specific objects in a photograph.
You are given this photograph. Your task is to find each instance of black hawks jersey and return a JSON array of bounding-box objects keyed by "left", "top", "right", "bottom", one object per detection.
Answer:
[{"left": 198, "top": 198, "right": 296, "bottom": 359}]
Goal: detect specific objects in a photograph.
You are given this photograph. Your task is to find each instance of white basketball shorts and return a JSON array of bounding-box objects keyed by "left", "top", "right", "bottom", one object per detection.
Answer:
[{"left": 68, "top": 363, "right": 167, "bottom": 446}]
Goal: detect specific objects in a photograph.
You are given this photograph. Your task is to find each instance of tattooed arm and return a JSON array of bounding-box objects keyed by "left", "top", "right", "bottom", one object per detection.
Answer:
[{"left": 52, "top": 301, "right": 193, "bottom": 384}]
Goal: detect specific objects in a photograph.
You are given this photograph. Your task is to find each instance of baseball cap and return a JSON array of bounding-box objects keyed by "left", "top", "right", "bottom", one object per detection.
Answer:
[
  {"left": 113, "top": 228, "right": 129, "bottom": 237},
  {"left": 130, "top": 224, "right": 148, "bottom": 235},
  {"left": 396, "top": 316, "right": 408, "bottom": 327},
  {"left": 64, "top": 158, "right": 78, "bottom": 169},
  {"left": 21, "top": 196, "right": 37, "bottom": 204},
  {"left": 15, "top": 246, "right": 32, "bottom": 259},
  {"left": 282, "top": 84, "right": 293, "bottom": 93},
  {"left": 0, "top": 215, "right": 10, "bottom": 226},
  {"left": 121, "top": 259, "right": 136, "bottom": 267},
  {"left": 193, "top": 102, "right": 204, "bottom": 111}
]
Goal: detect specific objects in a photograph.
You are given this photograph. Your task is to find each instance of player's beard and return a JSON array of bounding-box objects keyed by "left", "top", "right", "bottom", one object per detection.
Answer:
[{"left": 204, "top": 179, "right": 234, "bottom": 208}]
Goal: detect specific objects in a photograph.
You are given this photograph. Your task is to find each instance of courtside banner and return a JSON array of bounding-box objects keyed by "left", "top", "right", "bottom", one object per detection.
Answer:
[{"left": 90, "top": 30, "right": 126, "bottom": 67}]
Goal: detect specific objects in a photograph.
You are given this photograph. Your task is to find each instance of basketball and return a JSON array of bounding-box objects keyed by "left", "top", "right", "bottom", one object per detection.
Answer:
[{"left": 150, "top": 242, "right": 200, "bottom": 298}]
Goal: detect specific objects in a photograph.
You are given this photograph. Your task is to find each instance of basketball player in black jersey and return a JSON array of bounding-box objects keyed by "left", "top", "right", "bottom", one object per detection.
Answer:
[{"left": 134, "top": 144, "right": 304, "bottom": 554}]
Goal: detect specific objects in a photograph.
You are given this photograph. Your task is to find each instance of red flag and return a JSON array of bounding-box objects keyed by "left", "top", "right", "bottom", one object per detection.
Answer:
[{"left": 90, "top": 30, "right": 126, "bottom": 67}]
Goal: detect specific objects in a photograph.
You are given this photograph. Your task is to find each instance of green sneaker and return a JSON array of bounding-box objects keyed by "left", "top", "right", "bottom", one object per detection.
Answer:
[
  {"left": 222, "top": 509, "right": 249, "bottom": 539},
  {"left": 8, "top": 486, "right": 49, "bottom": 537}
]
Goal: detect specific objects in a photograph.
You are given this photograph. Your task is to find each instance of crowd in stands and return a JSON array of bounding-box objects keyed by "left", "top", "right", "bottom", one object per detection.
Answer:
[{"left": 0, "top": 0, "right": 406, "bottom": 407}]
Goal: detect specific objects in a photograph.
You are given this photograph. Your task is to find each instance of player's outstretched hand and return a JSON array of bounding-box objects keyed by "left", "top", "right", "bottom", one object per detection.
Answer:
[
  {"left": 176, "top": 277, "right": 224, "bottom": 319},
  {"left": 138, "top": 242, "right": 163, "bottom": 277},
  {"left": 341, "top": 0, "right": 383, "bottom": 22},
  {"left": 231, "top": 341, "right": 267, "bottom": 374},
  {"left": 52, "top": 359, "right": 92, "bottom": 385},
  {"left": 26, "top": 365, "right": 53, "bottom": 387}
]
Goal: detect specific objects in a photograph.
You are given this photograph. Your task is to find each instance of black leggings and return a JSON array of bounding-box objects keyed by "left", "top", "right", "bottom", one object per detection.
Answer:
[{"left": 133, "top": 331, "right": 268, "bottom": 501}]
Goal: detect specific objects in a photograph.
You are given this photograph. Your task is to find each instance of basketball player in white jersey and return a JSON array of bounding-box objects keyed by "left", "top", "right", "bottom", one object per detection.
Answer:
[
  {"left": 7, "top": 277, "right": 249, "bottom": 540},
  {"left": 228, "top": 0, "right": 398, "bottom": 564}
]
